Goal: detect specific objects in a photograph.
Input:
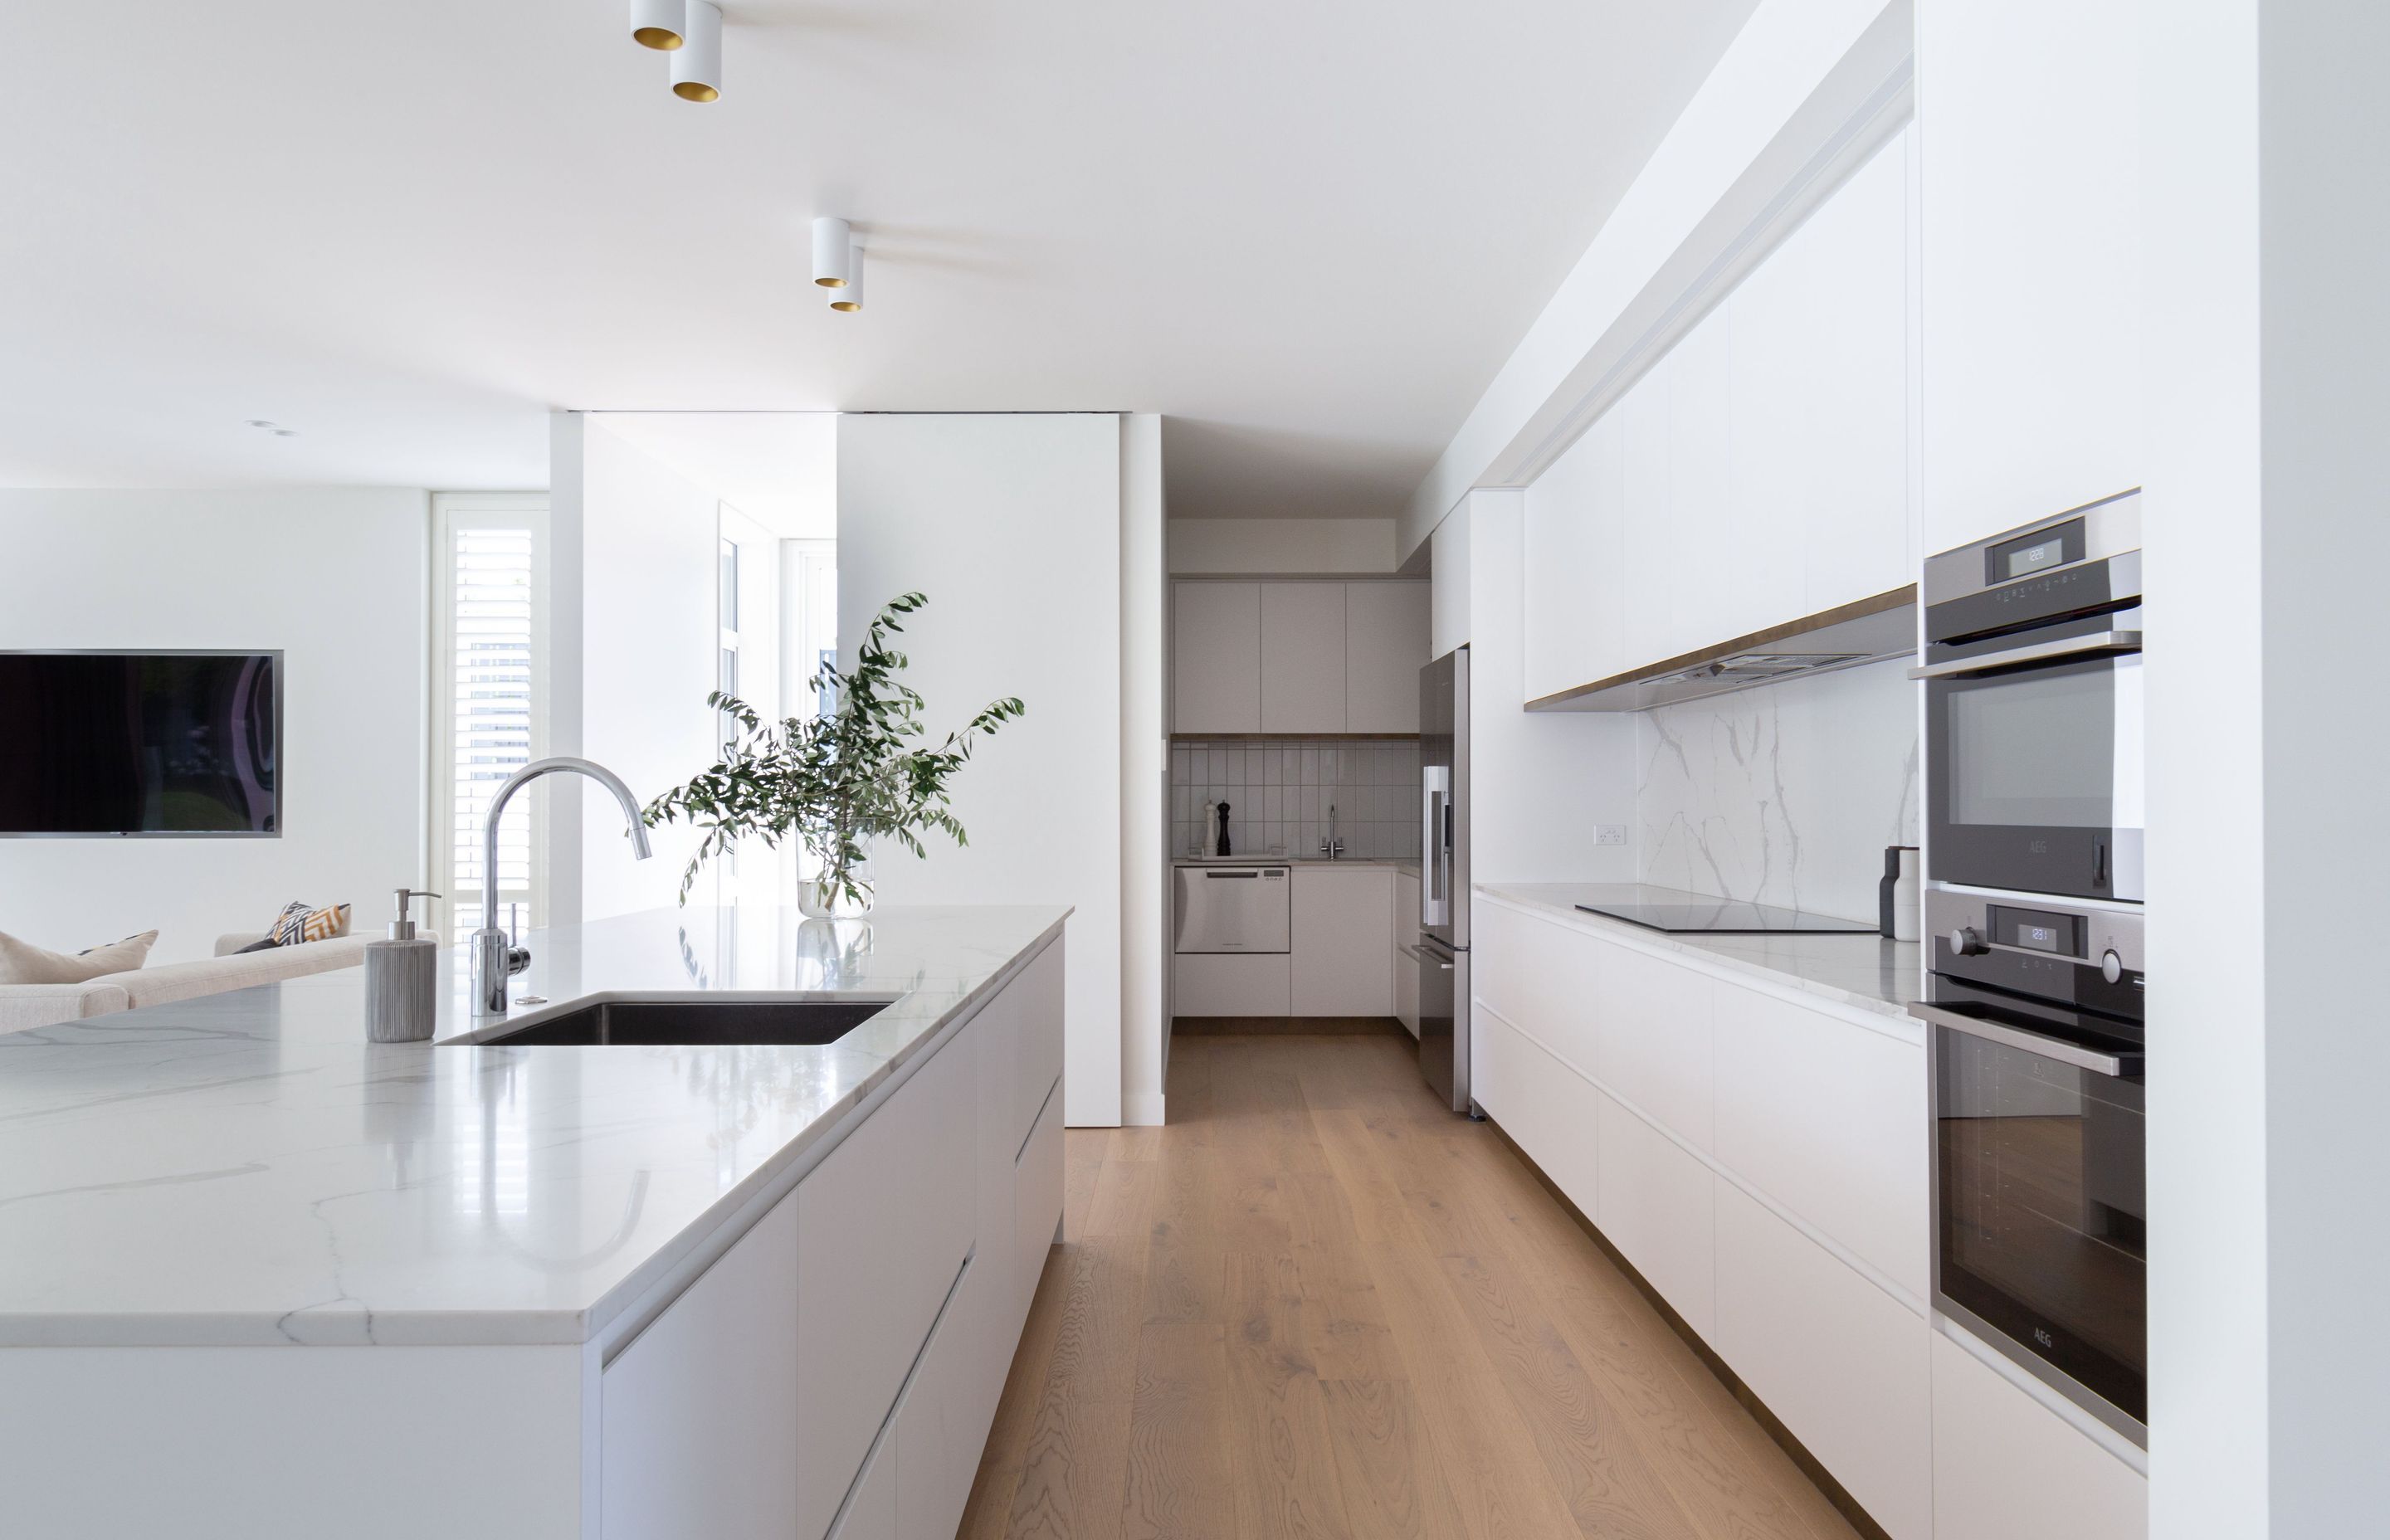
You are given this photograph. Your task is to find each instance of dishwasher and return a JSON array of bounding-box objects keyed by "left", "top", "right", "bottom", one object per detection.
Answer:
[{"left": 1173, "top": 865, "right": 1292, "bottom": 953}]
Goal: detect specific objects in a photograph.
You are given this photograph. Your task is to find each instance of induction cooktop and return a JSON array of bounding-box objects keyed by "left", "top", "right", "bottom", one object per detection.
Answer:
[{"left": 1573, "top": 885, "right": 1877, "bottom": 935}]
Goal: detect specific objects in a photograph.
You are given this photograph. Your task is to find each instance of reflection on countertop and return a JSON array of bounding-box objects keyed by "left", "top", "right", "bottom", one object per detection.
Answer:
[
  {"left": 1477, "top": 882, "right": 1921, "bottom": 1021},
  {"left": 0, "top": 904, "right": 1069, "bottom": 1350}
]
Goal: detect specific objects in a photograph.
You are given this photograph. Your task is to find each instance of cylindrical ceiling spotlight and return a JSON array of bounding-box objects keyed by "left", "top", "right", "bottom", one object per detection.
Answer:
[
  {"left": 671, "top": 1, "right": 723, "bottom": 101},
  {"left": 812, "top": 217, "right": 853, "bottom": 288},
  {"left": 829, "top": 243, "right": 865, "bottom": 312},
  {"left": 629, "top": 0, "right": 685, "bottom": 50}
]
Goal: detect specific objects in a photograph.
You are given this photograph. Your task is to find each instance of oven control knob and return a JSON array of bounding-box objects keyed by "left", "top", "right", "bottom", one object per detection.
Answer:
[
  {"left": 1948, "top": 926, "right": 1988, "bottom": 958},
  {"left": 2100, "top": 948, "right": 2126, "bottom": 985}
]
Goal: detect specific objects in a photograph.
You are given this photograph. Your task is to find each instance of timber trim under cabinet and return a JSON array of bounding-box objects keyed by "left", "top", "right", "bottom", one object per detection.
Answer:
[
  {"left": 1525, "top": 583, "right": 1918, "bottom": 712},
  {"left": 1484, "top": 1118, "right": 1897, "bottom": 1540}
]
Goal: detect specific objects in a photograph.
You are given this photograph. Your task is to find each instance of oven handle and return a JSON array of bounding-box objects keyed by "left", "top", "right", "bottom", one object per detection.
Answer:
[
  {"left": 1908, "top": 629, "right": 2143, "bottom": 680},
  {"left": 1906, "top": 1000, "right": 2140, "bottom": 1077}
]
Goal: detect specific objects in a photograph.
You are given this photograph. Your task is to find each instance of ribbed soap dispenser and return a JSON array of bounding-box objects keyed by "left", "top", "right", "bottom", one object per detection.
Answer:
[{"left": 365, "top": 888, "right": 440, "bottom": 1043}]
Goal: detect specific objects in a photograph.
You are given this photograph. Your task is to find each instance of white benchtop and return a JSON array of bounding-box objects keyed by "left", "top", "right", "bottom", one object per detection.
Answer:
[
  {"left": 0, "top": 904, "right": 1069, "bottom": 1351},
  {"left": 1476, "top": 883, "right": 1922, "bottom": 1024}
]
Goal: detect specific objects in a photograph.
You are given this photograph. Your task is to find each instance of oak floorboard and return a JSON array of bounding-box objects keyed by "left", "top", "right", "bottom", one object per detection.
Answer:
[
  {"left": 958, "top": 1034, "right": 1870, "bottom": 1540},
  {"left": 1123, "top": 1323, "right": 1237, "bottom": 1540}
]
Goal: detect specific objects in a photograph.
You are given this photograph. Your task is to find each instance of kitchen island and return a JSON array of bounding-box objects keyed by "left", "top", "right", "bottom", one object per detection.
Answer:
[{"left": 0, "top": 903, "right": 1071, "bottom": 1540}]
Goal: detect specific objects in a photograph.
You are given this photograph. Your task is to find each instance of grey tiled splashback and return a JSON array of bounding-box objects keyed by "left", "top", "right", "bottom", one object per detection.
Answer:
[{"left": 1171, "top": 739, "right": 1423, "bottom": 860}]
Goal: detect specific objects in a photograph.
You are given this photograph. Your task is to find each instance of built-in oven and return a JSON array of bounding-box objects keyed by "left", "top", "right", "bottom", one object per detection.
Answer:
[
  {"left": 1912, "top": 888, "right": 2146, "bottom": 1446},
  {"left": 1916, "top": 490, "right": 2142, "bottom": 903}
]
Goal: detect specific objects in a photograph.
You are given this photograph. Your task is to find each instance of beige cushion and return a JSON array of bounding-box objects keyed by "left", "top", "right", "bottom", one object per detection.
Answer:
[
  {"left": 0, "top": 982, "right": 134, "bottom": 1035},
  {"left": 0, "top": 928, "right": 159, "bottom": 987},
  {"left": 111, "top": 935, "right": 372, "bottom": 1010}
]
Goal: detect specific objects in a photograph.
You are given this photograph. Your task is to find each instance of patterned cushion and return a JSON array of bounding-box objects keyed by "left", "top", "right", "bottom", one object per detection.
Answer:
[{"left": 267, "top": 901, "right": 352, "bottom": 948}]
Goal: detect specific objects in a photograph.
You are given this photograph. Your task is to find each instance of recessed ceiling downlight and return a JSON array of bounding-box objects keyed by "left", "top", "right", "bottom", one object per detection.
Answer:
[
  {"left": 812, "top": 217, "right": 852, "bottom": 288},
  {"left": 829, "top": 243, "right": 864, "bottom": 312},
  {"left": 630, "top": 0, "right": 685, "bottom": 50},
  {"left": 671, "top": 1, "right": 723, "bottom": 101}
]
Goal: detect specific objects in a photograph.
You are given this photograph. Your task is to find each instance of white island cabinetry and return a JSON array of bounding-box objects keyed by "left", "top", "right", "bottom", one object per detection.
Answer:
[{"left": 604, "top": 939, "right": 1065, "bottom": 1540}]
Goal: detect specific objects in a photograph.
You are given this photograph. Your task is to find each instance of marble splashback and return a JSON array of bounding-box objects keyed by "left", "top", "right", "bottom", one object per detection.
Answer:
[{"left": 1635, "top": 658, "right": 1919, "bottom": 924}]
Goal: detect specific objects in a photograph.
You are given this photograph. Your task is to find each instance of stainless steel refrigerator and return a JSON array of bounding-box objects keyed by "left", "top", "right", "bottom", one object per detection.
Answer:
[{"left": 1418, "top": 646, "right": 1472, "bottom": 1114}]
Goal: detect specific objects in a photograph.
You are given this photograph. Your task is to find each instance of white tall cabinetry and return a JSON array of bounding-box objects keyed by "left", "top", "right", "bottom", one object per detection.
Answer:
[
  {"left": 1919, "top": 0, "right": 2139, "bottom": 555},
  {"left": 1522, "top": 125, "right": 1914, "bottom": 704}
]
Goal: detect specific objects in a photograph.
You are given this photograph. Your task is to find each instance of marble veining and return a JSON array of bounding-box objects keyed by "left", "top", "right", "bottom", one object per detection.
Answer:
[
  {"left": 1635, "top": 657, "right": 1919, "bottom": 924},
  {"left": 0, "top": 904, "right": 1069, "bottom": 1349},
  {"left": 1478, "top": 882, "right": 1924, "bottom": 1026}
]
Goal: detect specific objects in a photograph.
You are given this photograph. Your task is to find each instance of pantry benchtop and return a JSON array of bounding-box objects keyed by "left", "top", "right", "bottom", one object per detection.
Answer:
[{"left": 0, "top": 904, "right": 1069, "bottom": 1351}]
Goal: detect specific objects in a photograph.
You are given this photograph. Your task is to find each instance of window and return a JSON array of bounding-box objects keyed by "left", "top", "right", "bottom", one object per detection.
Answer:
[
  {"left": 432, "top": 495, "right": 548, "bottom": 939},
  {"left": 785, "top": 539, "right": 837, "bottom": 717}
]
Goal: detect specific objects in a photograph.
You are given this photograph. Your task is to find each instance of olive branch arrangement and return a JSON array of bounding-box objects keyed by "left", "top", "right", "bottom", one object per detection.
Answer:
[{"left": 641, "top": 592, "right": 1026, "bottom": 909}]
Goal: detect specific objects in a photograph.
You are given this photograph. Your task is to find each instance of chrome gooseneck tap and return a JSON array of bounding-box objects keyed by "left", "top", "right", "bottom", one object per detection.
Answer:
[{"left": 471, "top": 757, "right": 652, "bottom": 1016}]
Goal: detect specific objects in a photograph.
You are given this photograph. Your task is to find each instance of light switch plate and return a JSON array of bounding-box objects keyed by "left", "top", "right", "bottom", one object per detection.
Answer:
[{"left": 1596, "top": 825, "right": 1629, "bottom": 846}]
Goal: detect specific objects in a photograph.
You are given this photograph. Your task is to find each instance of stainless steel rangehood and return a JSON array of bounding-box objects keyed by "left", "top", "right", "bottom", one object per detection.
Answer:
[{"left": 1525, "top": 585, "right": 1915, "bottom": 713}]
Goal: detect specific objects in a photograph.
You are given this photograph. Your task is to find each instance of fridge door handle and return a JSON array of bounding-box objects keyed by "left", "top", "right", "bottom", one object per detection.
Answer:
[{"left": 1422, "top": 767, "right": 1451, "bottom": 928}]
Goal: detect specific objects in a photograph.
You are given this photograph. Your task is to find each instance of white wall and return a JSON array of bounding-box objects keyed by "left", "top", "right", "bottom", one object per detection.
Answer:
[
  {"left": 2147, "top": 1, "right": 2390, "bottom": 1532},
  {"left": 1119, "top": 415, "right": 1168, "bottom": 1128},
  {"left": 0, "top": 489, "right": 427, "bottom": 962},
  {"left": 1168, "top": 518, "right": 1397, "bottom": 575},
  {"left": 836, "top": 414, "right": 1129, "bottom": 1127},
  {"left": 573, "top": 419, "right": 720, "bottom": 920},
  {"left": 1400, "top": 0, "right": 1910, "bottom": 558}
]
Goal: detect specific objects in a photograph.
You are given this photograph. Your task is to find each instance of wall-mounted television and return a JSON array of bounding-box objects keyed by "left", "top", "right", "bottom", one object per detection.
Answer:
[{"left": 0, "top": 651, "right": 281, "bottom": 836}]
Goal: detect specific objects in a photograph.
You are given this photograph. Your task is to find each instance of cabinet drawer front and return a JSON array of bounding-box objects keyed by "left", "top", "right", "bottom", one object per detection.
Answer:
[
  {"left": 1476, "top": 1008, "right": 1600, "bottom": 1227},
  {"left": 1595, "top": 940, "right": 1714, "bottom": 1150},
  {"left": 1595, "top": 1091, "right": 1714, "bottom": 1341},
  {"left": 1173, "top": 951, "right": 1291, "bottom": 1016},
  {"left": 1930, "top": 1332, "right": 2145, "bottom": 1540},
  {"left": 601, "top": 1193, "right": 802, "bottom": 1539},
  {"left": 796, "top": 1036, "right": 978, "bottom": 1540},
  {"left": 1010, "top": 939, "right": 1066, "bottom": 1154},
  {"left": 1475, "top": 903, "right": 1601, "bottom": 1074},
  {"left": 895, "top": 1256, "right": 984, "bottom": 1540},
  {"left": 1715, "top": 1182, "right": 1931, "bottom": 1540},
  {"left": 1014, "top": 1072, "right": 1066, "bottom": 1307},
  {"left": 1712, "top": 982, "right": 1928, "bottom": 1299}
]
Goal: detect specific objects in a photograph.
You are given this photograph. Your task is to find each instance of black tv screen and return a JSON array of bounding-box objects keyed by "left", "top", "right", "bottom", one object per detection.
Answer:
[{"left": 0, "top": 652, "right": 280, "bottom": 836}]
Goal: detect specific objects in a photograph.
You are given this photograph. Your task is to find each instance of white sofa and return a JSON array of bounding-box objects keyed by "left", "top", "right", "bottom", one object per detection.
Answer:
[{"left": 0, "top": 932, "right": 407, "bottom": 1035}]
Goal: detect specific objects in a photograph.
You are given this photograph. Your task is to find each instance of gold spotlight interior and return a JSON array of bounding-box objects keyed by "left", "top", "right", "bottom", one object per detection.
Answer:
[{"left": 633, "top": 26, "right": 685, "bottom": 50}]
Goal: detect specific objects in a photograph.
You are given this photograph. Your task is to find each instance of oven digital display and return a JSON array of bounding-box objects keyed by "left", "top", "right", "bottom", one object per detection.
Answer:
[
  {"left": 2007, "top": 539, "right": 2067, "bottom": 578},
  {"left": 1984, "top": 518, "right": 2088, "bottom": 587},
  {"left": 1989, "top": 904, "right": 2085, "bottom": 958}
]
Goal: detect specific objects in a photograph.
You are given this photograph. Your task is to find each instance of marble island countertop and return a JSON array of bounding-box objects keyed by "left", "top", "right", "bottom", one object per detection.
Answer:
[
  {"left": 1476, "top": 883, "right": 1921, "bottom": 1022},
  {"left": 0, "top": 904, "right": 1069, "bottom": 1350}
]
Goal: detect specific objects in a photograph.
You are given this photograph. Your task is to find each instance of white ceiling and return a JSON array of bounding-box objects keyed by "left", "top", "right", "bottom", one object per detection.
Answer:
[{"left": 0, "top": 0, "right": 1759, "bottom": 519}]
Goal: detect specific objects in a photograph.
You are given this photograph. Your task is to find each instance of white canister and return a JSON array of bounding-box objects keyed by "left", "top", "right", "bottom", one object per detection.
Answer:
[{"left": 1891, "top": 847, "right": 1923, "bottom": 942}]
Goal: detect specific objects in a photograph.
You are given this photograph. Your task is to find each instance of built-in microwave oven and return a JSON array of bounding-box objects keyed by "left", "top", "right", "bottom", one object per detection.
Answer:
[{"left": 1915, "top": 491, "right": 2143, "bottom": 903}]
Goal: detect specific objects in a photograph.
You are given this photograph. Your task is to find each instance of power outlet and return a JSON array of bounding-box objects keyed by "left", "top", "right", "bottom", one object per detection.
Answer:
[{"left": 1596, "top": 824, "right": 1630, "bottom": 846}]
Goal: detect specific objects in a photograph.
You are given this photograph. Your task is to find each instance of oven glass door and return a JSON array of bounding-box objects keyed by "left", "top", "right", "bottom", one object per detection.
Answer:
[
  {"left": 1932, "top": 1001, "right": 2146, "bottom": 1435},
  {"left": 1927, "top": 654, "right": 2143, "bottom": 899}
]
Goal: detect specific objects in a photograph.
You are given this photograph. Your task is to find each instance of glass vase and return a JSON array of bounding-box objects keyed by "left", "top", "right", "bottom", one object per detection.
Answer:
[{"left": 797, "top": 846, "right": 876, "bottom": 919}]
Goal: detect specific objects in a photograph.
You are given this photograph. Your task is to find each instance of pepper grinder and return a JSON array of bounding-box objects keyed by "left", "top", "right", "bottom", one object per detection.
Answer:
[{"left": 365, "top": 888, "right": 440, "bottom": 1043}]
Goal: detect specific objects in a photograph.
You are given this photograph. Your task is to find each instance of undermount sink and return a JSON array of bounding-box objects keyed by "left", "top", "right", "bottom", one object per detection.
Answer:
[{"left": 469, "top": 997, "right": 900, "bottom": 1048}]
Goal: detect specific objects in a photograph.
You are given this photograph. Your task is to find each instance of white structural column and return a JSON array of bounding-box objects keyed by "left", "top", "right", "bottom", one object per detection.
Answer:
[
  {"left": 836, "top": 413, "right": 1131, "bottom": 1126},
  {"left": 2144, "top": 2, "right": 2390, "bottom": 1533},
  {"left": 1119, "top": 413, "right": 1168, "bottom": 1126}
]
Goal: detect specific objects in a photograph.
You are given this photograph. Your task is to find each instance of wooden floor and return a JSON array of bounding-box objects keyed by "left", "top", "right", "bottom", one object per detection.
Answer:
[{"left": 957, "top": 1032, "right": 1861, "bottom": 1540}]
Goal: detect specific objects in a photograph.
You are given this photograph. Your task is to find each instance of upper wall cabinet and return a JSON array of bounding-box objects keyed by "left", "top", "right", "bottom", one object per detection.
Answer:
[
  {"left": 1172, "top": 581, "right": 1261, "bottom": 733},
  {"left": 1523, "top": 126, "right": 1914, "bottom": 704},
  {"left": 1344, "top": 581, "right": 1430, "bottom": 733},
  {"left": 1261, "top": 582, "right": 1347, "bottom": 733},
  {"left": 1173, "top": 579, "right": 1429, "bottom": 736},
  {"left": 1919, "top": 0, "right": 2139, "bottom": 555}
]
